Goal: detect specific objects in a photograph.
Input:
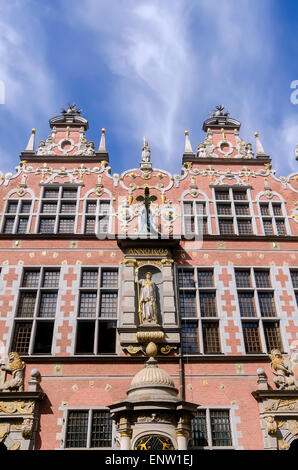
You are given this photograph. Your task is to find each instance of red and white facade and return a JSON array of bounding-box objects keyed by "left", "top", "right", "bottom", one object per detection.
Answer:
[{"left": 0, "top": 105, "right": 297, "bottom": 451}]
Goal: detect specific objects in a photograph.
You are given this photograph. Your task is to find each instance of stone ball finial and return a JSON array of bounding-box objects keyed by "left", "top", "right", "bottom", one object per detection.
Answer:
[
  {"left": 30, "top": 368, "right": 41, "bottom": 379},
  {"left": 145, "top": 341, "right": 158, "bottom": 357}
]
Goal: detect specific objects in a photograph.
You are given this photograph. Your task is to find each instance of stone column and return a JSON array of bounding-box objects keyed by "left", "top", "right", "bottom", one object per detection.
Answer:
[
  {"left": 120, "top": 430, "right": 132, "bottom": 450},
  {"left": 176, "top": 429, "right": 189, "bottom": 450},
  {"left": 121, "top": 260, "right": 137, "bottom": 326},
  {"left": 161, "top": 262, "right": 177, "bottom": 326}
]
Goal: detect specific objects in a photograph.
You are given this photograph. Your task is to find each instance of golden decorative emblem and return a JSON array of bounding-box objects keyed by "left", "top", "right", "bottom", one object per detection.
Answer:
[{"left": 0, "top": 400, "right": 34, "bottom": 415}]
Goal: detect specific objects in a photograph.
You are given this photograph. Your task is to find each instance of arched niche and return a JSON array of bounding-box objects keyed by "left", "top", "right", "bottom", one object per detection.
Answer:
[{"left": 136, "top": 264, "right": 163, "bottom": 326}]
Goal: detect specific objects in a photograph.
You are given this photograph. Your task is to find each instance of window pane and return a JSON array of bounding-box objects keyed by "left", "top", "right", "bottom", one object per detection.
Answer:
[
  {"left": 76, "top": 321, "right": 95, "bottom": 354},
  {"left": 238, "top": 293, "right": 256, "bottom": 317},
  {"left": 12, "top": 322, "right": 32, "bottom": 354},
  {"left": 38, "top": 292, "right": 57, "bottom": 317},
  {"left": 17, "top": 292, "right": 36, "bottom": 317},
  {"left": 254, "top": 271, "right": 270, "bottom": 288},
  {"left": 99, "top": 202, "right": 110, "bottom": 214},
  {"left": 290, "top": 271, "right": 298, "bottom": 289},
  {"left": 217, "top": 204, "right": 231, "bottom": 215},
  {"left": 178, "top": 270, "right": 195, "bottom": 288},
  {"left": 85, "top": 217, "right": 95, "bottom": 233},
  {"left": 62, "top": 188, "right": 77, "bottom": 198},
  {"left": 97, "top": 216, "right": 109, "bottom": 233},
  {"left": 203, "top": 322, "right": 221, "bottom": 353},
  {"left": 101, "top": 270, "right": 118, "bottom": 288},
  {"left": 42, "top": 203, "right": 57, "bottom": 213},
  {"left": 242, "top": 322, "right": 261, "bottom": 353},
  {"left": 39, "top": 218, "right": 55, "bottom": 233},
  {"left": 79, "top": 292, "right": 97, "bottom": 317},
  {"left": 7, "top": 202, "right": 18, "bottom": 213},
  {"left": 33, "top": 321, "right": 54, "bottom": 353},
  {"left": 276, "top": 220, "right": 286, "bottom": 235},
  {"left": 99, "top": 293, "right": 117, "bottom": 318},
  {"left": 190, "top": 411, "right": 208, "bottom": 447},
  {"left": 184, "top": 216, "right": 195, "bottom": 234},
  {"left": 210, "top": 410, "right": 232, "bottom": 446},
  {"left": 219, "top": 219, "right": 234, "bottom": 234},
  {"left": 195, "top": 203, "right": 205, "bottom": 215},
  {"left": 97, "top": 321, "right": 116, "bottom": 353},
  {"left": 179, "top": 292, "right": 196, "bottom": 318},
  {"left": 237, "top": 219, "right": 252, "bottom": 235},
  {"left": 20, "top": 201, "right": 32, "bottom": 213},
  {"left": 197, "top": 270, "right": 213, "bottom": 287},
  {"left": 233, "top": 191, "right": 246, "bottom": 200},
  {"left": 44, "top": 189, "right": 59, "bottom": 199},
  {"left": 58, "top": 218, "right": 74, "bottom": 233},
  {"left": 183, "top": 202, "right": 193, "bottom": 215},
  {"left": 258, "top": 293, "right": 275, "bottom": 317},
  {"left": 23, "top": 270, "right": 40, "bottom": 287},
  {"left": 60, "top": 203, "right": 76, "bottom": 214},
  {"left": 65, "top": 411, "right": 89, "bottom": 448},
  {"left": 91, "top": 411, "right": 112, "bottom": 448},
  {"left": 260, "top": 204, "right": 269, "bottom": 216},
  {"left": 43, "top": 270, "right": 60, "bottom": 288},
  {"left": 81, "top": 270, "right": 98, "bottom": 288},
  {"left": 272, "top": 204, "right": 282, "bottom": 216},
  {"left": 87, "top": 201, "right": 97, "bottom": 214},
  {"left": 3, "top": 217, "right": 15, "bottom": 233},
  {"left": 17, "top": 217, "right": 28, "bottom": 233},
  {"left": 197, "top": 217, "right": 208, "bottom": 235},
  {"left": 263, "top": 219, "right": 273, "bottom": 235},
  {"left": 181, "top": 322, "right": 199, "bottom": 354},
  {"left": 215, "top": 191, "right": 229, "bottom": 200},
  {"left": 235, "top": 204, "right": 249, "bottom": 215},
  {"left": 263, "top": 322, "right": 282, "bottom": 351},
  {"left": 200, "top": 292, "right": 217, "bottom": 317},
  {"left": 235, "top": 270, "right": 251, "bottom": 288}
]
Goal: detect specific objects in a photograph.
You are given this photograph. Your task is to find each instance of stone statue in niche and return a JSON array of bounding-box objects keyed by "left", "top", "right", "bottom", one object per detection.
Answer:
[
  {"left": 0, "top": 352, "right": 25, "bottom": 392},
  {"left": 136, "top": 271, "right": 158, "bottom": 325}
]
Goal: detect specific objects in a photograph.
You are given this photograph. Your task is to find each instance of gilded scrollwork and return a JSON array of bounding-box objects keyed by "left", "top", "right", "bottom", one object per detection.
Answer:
[
  {"left": 0, "top": 400, "right": 34, "bottom": 415},
  {"left": 0, "top": 423, "right": 9, "bottom": 441}
]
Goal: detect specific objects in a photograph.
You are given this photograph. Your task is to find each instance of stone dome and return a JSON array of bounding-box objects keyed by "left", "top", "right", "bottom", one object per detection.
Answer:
[{"left": 127, "top": 357, "right": 178, "bottom": 402}]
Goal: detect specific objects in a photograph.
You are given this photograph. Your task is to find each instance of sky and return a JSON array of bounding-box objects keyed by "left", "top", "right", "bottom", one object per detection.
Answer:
[{"left": 0, "top": 0, "right": 297, "bottom": 177}]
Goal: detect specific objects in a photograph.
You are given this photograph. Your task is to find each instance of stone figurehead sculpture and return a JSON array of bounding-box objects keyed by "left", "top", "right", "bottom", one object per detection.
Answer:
[
  {"left": 0, "top": 352, "right": 25, "bottom": 392},
  {"left": 138, "top": 272, "right": 158, "bottom": 325}
]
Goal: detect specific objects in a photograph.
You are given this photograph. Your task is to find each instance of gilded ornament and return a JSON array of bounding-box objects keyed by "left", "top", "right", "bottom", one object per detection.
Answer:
[
  {"left": 8, "top": 441, "right": 21, "bottom": 450},
  {"left": 265, "top": 416, "right": 277, "bottom": 435},
  {"left": 160, "top": 345, "right": 174, "bottom": 355},
  {"left": 0, "top": 423, "right": 9, "bottom": 441}
]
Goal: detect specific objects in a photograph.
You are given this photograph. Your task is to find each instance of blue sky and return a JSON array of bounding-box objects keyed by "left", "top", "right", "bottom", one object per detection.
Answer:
[{"left": 0, "top": 0, "right": 297, "bottom": 176}]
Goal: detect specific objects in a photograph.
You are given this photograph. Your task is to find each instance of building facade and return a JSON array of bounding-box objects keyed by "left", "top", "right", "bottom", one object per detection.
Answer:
[{"left": 0, "top": 104, "right": 297, "bottom": 451}]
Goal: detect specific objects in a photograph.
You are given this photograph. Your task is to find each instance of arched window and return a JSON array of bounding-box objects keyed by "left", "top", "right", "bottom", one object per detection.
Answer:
[
  {"left": 258, "top": 193, "right": 289, "bottom": 236},
  {"left": 213, "top": 186, "right": 255, "bottom": 236},
  {"left": 1, "top": 197, "right": 33, "bottom": 234},
  {"left": 83, "top": 192, "right": 112, "bottom": 236},
  {"left": 181, "top": 191, "right": 209, "bottom": 238}
]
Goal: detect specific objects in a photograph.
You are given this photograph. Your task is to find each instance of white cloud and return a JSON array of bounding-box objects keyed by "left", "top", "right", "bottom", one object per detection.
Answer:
[
  {"left": 0, "top": 2, "right": 61, "bottom": 171},
  {"left": 71, "top": 0, "right": 195, "bottom": 163},
  {"left": 70, "top": 0, "right": 297, "bottom": 175}
]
